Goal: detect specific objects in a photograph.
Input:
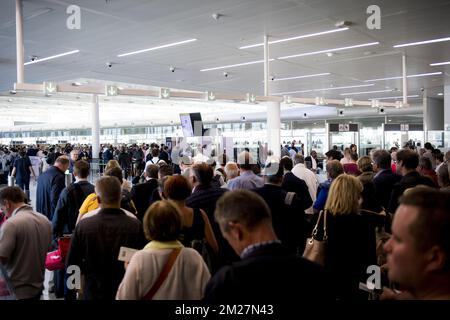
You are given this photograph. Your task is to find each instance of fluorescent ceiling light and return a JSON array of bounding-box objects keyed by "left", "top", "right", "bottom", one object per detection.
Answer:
[
  {"left": 117, "top": 39, "right": 197, "bottom": 57},
  {"left": 430, "top": 61, "right": 450, "bottom": 66},
  {"left": 200, "top": 59, "right": 275, "bottom": 72},
  {"left": 24, "top": 50, "right": 80, "bottom": 65},
  {"left": 369, "top": 95, "right": 419, "bottom": 100},
  {"left": 393, "top": 37, "right": 450, "bottom": 48},
  {"left": 364, "top": 72, "right": 443, "bottom": 82},
  {"left": 339, "top": 89, "right": 394, "bottom": 96},
  {"left": 278, "top": 42, "right": 379, "bottom": 60},
  {"left": 273, "top": 73, "right": 330, "bottom": 82},
  {"left": 239, "top": 28, "right": 349, "bottom": 49},
  {"left": 274, "top": 84, "right": 373, "bottom": 95},
  {"left": 437, "top": 93, "right": 443, "bottom": 96}
]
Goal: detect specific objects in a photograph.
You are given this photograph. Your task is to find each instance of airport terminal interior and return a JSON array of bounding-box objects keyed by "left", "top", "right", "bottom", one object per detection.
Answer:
[{"left": 1, "top": 0, "right": 450, "bottom": 307}]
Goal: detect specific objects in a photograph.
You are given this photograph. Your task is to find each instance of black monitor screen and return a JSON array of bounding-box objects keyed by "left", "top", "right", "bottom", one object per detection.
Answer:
[{"left": 180, "top": 112, "right": 203, "bottom": 137}]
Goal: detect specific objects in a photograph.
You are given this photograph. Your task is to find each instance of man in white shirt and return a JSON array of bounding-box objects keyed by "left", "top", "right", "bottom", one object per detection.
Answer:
[{"left": 291, "top": 154, "right": 318, "bottom": 214}]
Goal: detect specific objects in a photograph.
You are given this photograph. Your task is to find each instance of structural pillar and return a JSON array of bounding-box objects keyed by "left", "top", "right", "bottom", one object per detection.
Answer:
[
  {"left": 444, "top": 83, "right": 450, "bottom": 151},
  {"left": 16, "top": 0, "right": 24, "bottom": 83},
  {"left": 402, "top": 54, "right": 407, "bottom": 106},
  {"left": 91, "top": 94, "right": 100, "bottom": 159},
  {"left": 267, "top": 101, "right": 281, "bottom": 159},
  {"left": 423, "top": 89, "right": 444, "bottom": 145}
]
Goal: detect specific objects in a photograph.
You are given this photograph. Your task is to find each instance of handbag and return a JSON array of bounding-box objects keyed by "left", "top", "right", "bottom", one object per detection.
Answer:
[
  {"left": 143, "top": 248, "right": 181, "bottom": 300},
  {"left": 45, "top": 236, "right": 72, "bottom": 271},
  {"left": 303, "top": 210, "right": 327, "bottom": 266}
]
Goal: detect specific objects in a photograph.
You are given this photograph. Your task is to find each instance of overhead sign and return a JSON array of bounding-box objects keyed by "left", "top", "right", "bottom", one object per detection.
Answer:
[
  {"left": 160, "top": 88, "right": 170, "bottom": 99},
  {"left": 246, "top": 93, "right": 256, "bottom": 103},
  {"left": 206, "top": 91, "right": 216, "bottom": 101},
  {"left": 400, "top": 124, "right": 409, "bottom": 131},
  {"left": 43, "top": 82, "right": 57, "bottom": 95},
  {"left": 105, "top": 85, "right": 118, "bottom": 96},
  {"left": 338, "top": 124, "right": 350, "bottom": 132}
]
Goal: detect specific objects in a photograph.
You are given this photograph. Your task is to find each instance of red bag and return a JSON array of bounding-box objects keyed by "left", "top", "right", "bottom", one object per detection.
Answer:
[{"left": 45, "top": 236, "right": 71, "bottom": 271}]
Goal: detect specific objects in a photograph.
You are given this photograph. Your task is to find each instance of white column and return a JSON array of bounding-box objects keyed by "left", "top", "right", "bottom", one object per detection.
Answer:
[
  {"left": 16, "top": 0, "right": 24, "bottom": 83},
  {"left": 263, "top": 35, "right": 269, "bottom": 96},
  {"left": 267, "top": 101, "right": 281, "bottom": 159},
  {"left": 91, "top": 94, "right": 100, "bottom": 159},
  {"left": 444, "top": 84, "right": 450, "bottom": 151},
  {"left": 402, "top": 54, "right": 407, "bottom": 105}
]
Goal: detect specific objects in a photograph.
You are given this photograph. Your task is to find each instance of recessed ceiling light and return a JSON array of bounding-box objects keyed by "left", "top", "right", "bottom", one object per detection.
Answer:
[
  {"left": 200, "top": 58, "right": 275, "bottom": 72},
  {"left": 278, "top": 42, "right": 379, "bottom": 60},
  {"left": 24, "top": 50, "right": 80, "bottom": 65},
  {"left": 393, "top": 36, "right": 450, "bottom": 48},
  {"left": 430, "top": 61, "right": 450, "bottom": 66},
  {"left": 364, "top": 72, "right": 442, "bottom": 82},
  {"left": 117, "top": 39, "right": 197, "bottom": 57},
  {"left": 239, "top": 27, "right": 349, "bottom": 49},
  {"left": 437, "top": 93, "right": 443, "bottom": 96},
  {"left": 388, "top": 119, "right": 392, "bottom": 122},
  {"left": 272, "top": 73, "right": 330, "bottom": 82},
  {"left": 339, "top": 89, "right": 393, "bottom": 96}
]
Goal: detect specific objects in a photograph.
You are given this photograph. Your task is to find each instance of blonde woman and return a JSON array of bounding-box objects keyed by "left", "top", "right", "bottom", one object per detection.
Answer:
[
  {"left": 106, "top": 160, "right": 132, "bottom": 192},
  {"left": 116, "top": 200, "right": 210, "bottom": 300},
  {"left": 322, "top": 174, "right": 376, "bottom": 300}
]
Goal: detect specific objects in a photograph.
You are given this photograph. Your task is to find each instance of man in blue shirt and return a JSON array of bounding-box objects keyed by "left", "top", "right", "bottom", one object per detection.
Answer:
[{"left": 313, "top": 160, "right": 343, "bottom": 213}]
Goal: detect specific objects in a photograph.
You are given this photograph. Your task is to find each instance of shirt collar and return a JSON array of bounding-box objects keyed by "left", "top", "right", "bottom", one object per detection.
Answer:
[
  {"left": 374, "top": 168, "right": 390, "bottom": 179},
  {"left": 144, "top": 240, "right": 184, "bottom": 250},
  {"left": 240, "top": 240, "right": 282, "bottom": 259},
  {"left": 240, "top": 170, "right": 255, "bottom": 176},
  {"left": 11, "top": 204, "right": 32, "bottom": 217}
]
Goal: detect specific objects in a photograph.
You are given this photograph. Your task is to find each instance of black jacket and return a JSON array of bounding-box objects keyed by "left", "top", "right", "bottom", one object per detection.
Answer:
[
  {"left": 372, "top": 169, "right": 402, "bottom": 212},
  {"left": 52, "top": 181, "right": 95, "bottom": 239},
  {"left": 66, "top": 208, "right": 146, "bottom": 300},
  {"left": 388, "top": 171, "right": 436, "bottom": 214},
  {"left": 203, "top": 242, "right": 330, "bottom": 302},
  {"left": 130, "top": 178, "right": 158, "bottom": 221},
  {"left": 36, "top": 166, "right": 66, "bottom": 220},
  {"left": 253, "top": 184, "right": 308, "bottom": 253},
  {"left": 281, "top": 172, "right": 313, "bottom": 210}
]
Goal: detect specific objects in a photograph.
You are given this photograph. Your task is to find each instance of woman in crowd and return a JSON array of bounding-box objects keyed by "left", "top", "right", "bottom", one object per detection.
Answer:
[
  {"left": 437, "top": 163, "right": 450, "bottom": 191},
  {"left": 105, "top": 159, "right": 132, "bottom": 191},
  {"left": 322, "top": 174, "right": 376, "bottom": 300},
  {"left": 162, "top": 175, "right": 218, "bottom": 253},
  {"left": 116, "top": 200, "right": 211, "bottom": 299}
]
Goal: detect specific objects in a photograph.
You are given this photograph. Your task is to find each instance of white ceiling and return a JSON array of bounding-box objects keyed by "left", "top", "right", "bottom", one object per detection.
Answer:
[{"left": 0, "top": 0, "right": 449, "bottom": 128}]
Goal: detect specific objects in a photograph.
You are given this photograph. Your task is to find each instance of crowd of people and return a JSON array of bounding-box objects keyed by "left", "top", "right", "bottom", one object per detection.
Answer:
[{"left": 0, "top": 140, "right": 449, "bottom": 301}]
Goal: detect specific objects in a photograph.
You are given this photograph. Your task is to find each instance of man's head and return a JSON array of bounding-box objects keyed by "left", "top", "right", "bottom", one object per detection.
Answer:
[
  {"left": 396, "top": 149, "right": 419, "bottom": 175},
  {"left": 73, "top": 160, "right": 90, "bottom": 180},
  {"left": 384, "top": 187, "right": 450, "bottom": 298},
  {"left": 224, "top": 162, "right": 239, "bottom": 181},
  {"left": 262, "top": 161, "right": 283, "bottom": 185},
  {"left": 237, "top": 151, "right": 255, "bottom": 171},
  {"left": 151, "top": 148, "right": 159, "bottom": 158},
  {"left": 279, "top": 156, "right": 293, "bottom": 172},
  {"left": 424, "top": 142, "right": 434, "bottom": 151},
  {"left": 215, "top": 190, "right": 275, "bottom": 255},
  {"left": 372, "top": 149, "right": 391, "bottom": 172},
  {"left": 158, "top": 164, "right": 173, "bottom": 180},
  {"left": 310, "top": 150, "right": 317, "bottom": 159},
  {"left": 419, "top": 157, "right": 433, "bottom": 171},
  {"left": 54, "top": 155, "right": 70, "bottom": 172},
  {"left": 326, "top": 160, "right": 344, "bottom": 180},
  {"left": 0, "top": 187, "right": 27, "bottom": 217},
  {"left": 437, "top": 163, "right": 450, "bottom": 188},
  {"left": 144, "top": 164, "right": 159, "bottom": 180},
  {"left": 70, "top": 149, "right": 79, "bottom": 161},
  {"left": 105, "top": 167, "right": 123, "bottom": 184},
  {"left": 293, "top": 153, "right": 305, "bottom": 165},
  {"left": 190, "top": 163, "right": 213, "bottom": 187},
  {"left": 357, "top": 156, "right": 373, "bottom": 173},
  {"left": 95, "top": 176, "right": 122, "bottom": 208}
]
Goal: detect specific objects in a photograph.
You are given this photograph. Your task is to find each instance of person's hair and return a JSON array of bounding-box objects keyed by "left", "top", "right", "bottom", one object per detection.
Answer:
[
  {"left": 350, "top": 152, "right": 358, "bottom": 162},
  {"left": 105, "top": 167, "right": 123, "bottom": 184},
  {"left": 158, "top": 164, "right": 173, "bottom": 178},
  {"left": 437, "top": 164, "right": 450, "bottom": 187},
  {"left": 74, "top": 160, "right": 90, "bottom": 179},
  {"left": 224, "top": 162, "right": 239, "bottom": 180},
  {"left": 151, "top": 148, "right": 159, "bottom": 157},
  {"left": 350, "top": 144, "right": 357, "bottom": 151},
  {"left": 55, "top": 155, "right": 69, "bottom": 166},
  {"left": 95, "top": 176, "right": 122, "bottom": 206},
  {"left": 163, "top": 175, "right": 192, "bottom": 201},
  {"left": 325, "top": 174, "right": 363, "bottom": 215},
  {"left": 419, "top": 157, "right": 433, "bottom": 170},
  {"left": 343, "top": 147, "right": 351, "bottom": 156},
  {"left": 105, "top": 160, "right": 120, "bottom": 172},
  {"left": 191, "top": 163, "right": 213, "bottom": 185},
  {"left": 237, "top": 151, "right": 254, "bottom": 170},
  {"left": 372, "top": 149, "right": 391, "bottom": 169},
  {"left": 215, "top": 190, "right": 272, "bottom": 232},
  {"left": 280, "top": 156, "right": 293, "bottom": 171},
  {"left": 445, "top": 151, "right": 450, "bottom": 163},
  {"left": 293, "top": 153, "right": 305, "bottom": 165},
  {"left": 424, "top": 142, "right": 434, "bottom": 151},
  {"left": 326, "top": 160, "right": 344, "bottom": 179},
  {"left": 145, "top": 164, "right": 159, "bottom": 179},
  {"left": 434, "top": 153, "right": 444, "bottom": 163},
  {"left": 357, "top": 156, "right": 373, "bottom": 173},
  {"left": 143, "top": 200, "right": 181, "bottom": 242},
  {"left": 0, "top": 187, "right": 26, "bottom": 204},
  {"left": 19, "top": 150, "right": 26, "bottom": 157},
  {"left": 396, "top": 149, "right": 419, "bottom": 170},
  {"left": 325, "top": 149, "right": 341, "bottom": 161},
  {"left": 399, "top": 187, "right": 450, "bottom": 270}
]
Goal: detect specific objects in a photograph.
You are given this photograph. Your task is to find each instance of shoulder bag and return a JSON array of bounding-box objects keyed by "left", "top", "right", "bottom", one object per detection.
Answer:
[{"left": 303, "top": 210, "right": 327, "bottom": 266}]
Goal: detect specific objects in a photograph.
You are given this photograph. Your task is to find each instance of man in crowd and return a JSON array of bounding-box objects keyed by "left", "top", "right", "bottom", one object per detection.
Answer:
[
  {"left": 227, "top": 151, "right": 263, "bottom": 190},
  {"left": 66, "top": 176, "right": 146, "bottom": 300},
  {"left": 305, "top": 150, "right": 318, "bottom": 172},
  {"left": 383, "top": 187, "right": 450, "bottom": 300},
  {"left": 130, "top": 164, "right": 159, "bottom": 221},
  {"left": 313, "top": 160, "right": 343, "bottom": 213},
  {"left": 203, "top": 190, "right": 329, "bottom": 302},
  {"left": 0, "top": 187, "right": 51, "bottom": 300},
  {"left": 291, "top": 154, "right": 318, "bottom": 214},
  {"left": 36, "top": 155, "right": 70, "bottom": 221}
]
